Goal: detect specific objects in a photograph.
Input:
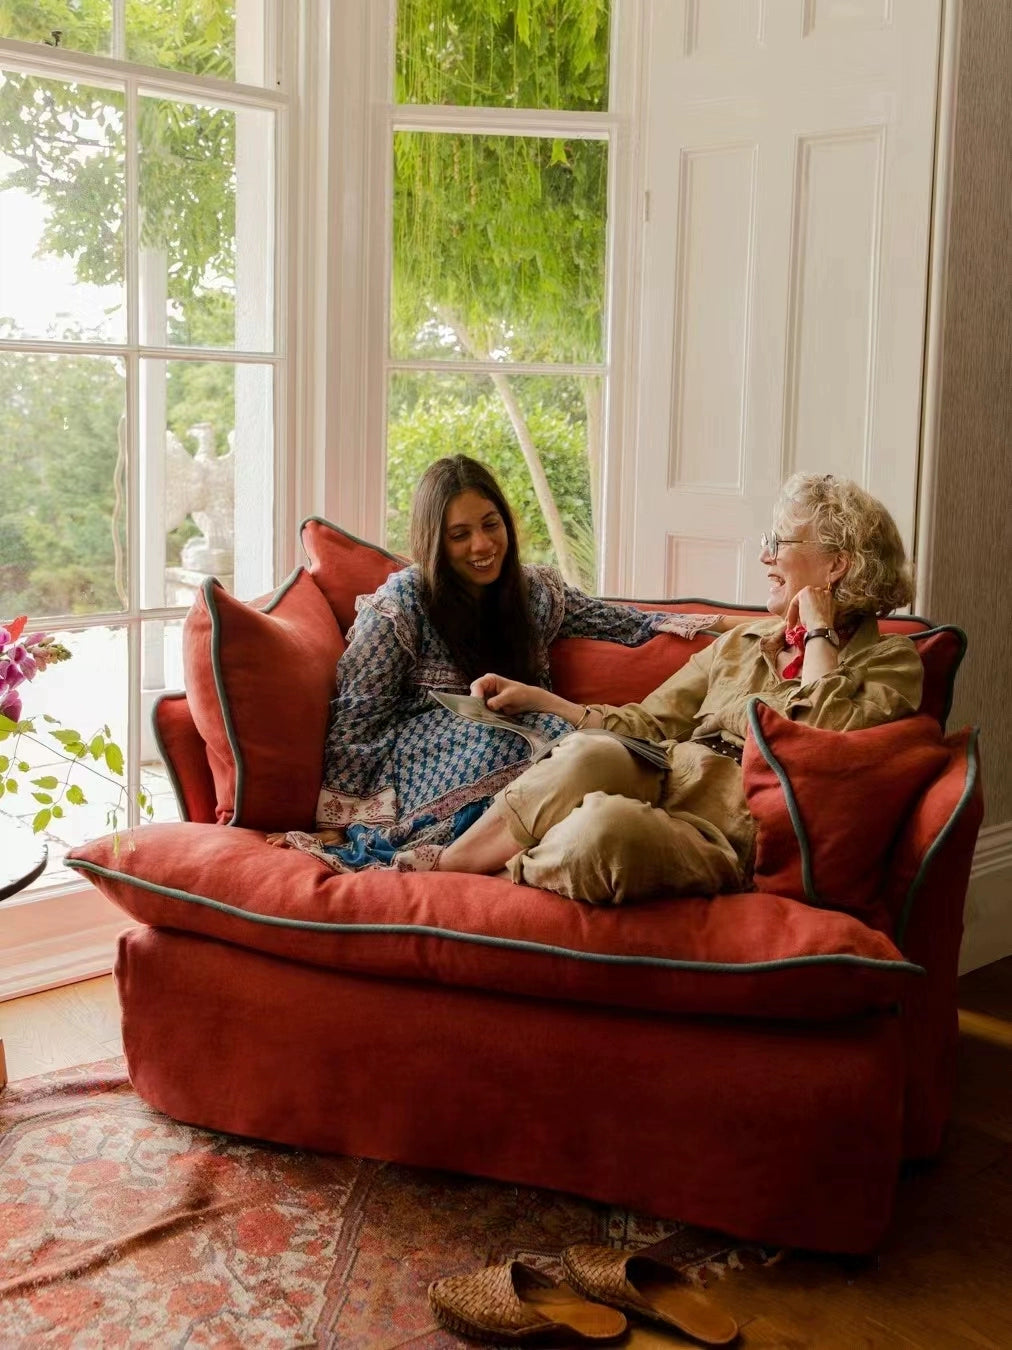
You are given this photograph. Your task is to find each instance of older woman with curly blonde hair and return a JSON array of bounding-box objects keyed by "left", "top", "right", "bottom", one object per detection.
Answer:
[{"left": 401, "top": 473, "right": 924, "bottom": 904}]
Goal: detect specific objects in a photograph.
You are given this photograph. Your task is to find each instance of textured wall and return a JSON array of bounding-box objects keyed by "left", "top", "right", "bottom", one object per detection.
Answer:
[{"left": 924, "top": 0, "right": 1012, "bottom": 826}]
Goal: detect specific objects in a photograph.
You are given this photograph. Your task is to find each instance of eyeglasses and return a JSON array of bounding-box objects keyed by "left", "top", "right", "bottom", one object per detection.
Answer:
[{"left": 760, "top": 531, "right": 808, "bottom": 561}]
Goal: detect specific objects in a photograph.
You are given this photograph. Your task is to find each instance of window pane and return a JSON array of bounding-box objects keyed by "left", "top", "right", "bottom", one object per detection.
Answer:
[
  {"left": 0, "top": 71, "right": 125, "bottom": 342},
  {"left": 127, "top": 1, "right": 237, "bottom": 82},
  {"left": 392, "top": 132, "right": 607, "bottom": 364},
  {"left": 7, "top": 624, "right": 130, "bottom": 887},
  {"left": 142, "top": 617, "right": 183, "bottom": 826},
  {"left": 141, "top": 358, "right": 274, "bottom": 607},
  {"left": 0, "top": 351, "right": 126, "bottom": 619},
  {"left": 138, "top": 94, "right": 275, "bottom": 353},
  {"left": 0, "top": 2, "right": 243, "bottom": 82},
  {"left": 0, "top": 4, "right": 109, "bottom": 57},
  {"left": 387, "top": 371, "right": 600, "bottom": 589},
  {"left": 396, "top": 0, "right": 610, "bottom": 111}
]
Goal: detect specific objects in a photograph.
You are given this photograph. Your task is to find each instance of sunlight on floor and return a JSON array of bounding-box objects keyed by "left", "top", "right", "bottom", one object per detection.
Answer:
[{"left": 958, "top": 1008, "right": 1012, "bottom": 1048}]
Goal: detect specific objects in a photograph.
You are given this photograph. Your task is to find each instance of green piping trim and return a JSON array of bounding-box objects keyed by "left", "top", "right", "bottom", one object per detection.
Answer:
[
  {"left": 894, "top": 726, "right": 981, "bottom": 947},
  {"left": 599, "top": 599, "right": 937, "bottom": 629},
  {"left": 299, "top": 516, "right": 406, "bottom": 565},
  {"left": 201, "top": 568, "right": 304, "bottom": 827},
  {"left": 908, "top": 624, "right": 966, "bottom": 729},
  {"left": 67, "top": 858, "right": 924, "bottom": 979},
  {"left": 150, "top": 691, "right": 192, "bottom": 824},
  {"left": 746, "top": 696, "right": 821, "bottom": 905}
]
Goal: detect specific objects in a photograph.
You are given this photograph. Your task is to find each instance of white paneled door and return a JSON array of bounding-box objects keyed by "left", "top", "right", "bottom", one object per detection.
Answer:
[{"left": 628, "top": 0, "right": 942, "bottom": 601}]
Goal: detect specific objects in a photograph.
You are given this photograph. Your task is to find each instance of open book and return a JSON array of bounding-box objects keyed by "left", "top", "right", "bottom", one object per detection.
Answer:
[{"left": 428, "top": 691, "right": 670, "bottom": 771}]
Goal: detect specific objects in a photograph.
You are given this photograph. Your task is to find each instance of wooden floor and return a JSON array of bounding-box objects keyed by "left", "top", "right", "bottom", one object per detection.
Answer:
[{"left": 2, "top": 961, "right": 1011, "bottom": 1348}]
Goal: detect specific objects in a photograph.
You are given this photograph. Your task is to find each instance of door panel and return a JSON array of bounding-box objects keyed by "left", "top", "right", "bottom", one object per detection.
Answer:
[{"left": 629, "top": 0, "right": 941, "bottom": 601}]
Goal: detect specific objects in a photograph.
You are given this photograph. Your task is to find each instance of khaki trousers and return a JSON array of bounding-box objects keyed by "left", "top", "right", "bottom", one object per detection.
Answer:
[{"left": 500, "top": 732, "right": 755, "bottom": 905}]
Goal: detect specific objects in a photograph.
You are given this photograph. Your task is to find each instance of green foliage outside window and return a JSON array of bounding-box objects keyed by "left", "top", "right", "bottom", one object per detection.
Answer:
[{"left": 1, "top": 0, "right": 612, "bottom": 610}]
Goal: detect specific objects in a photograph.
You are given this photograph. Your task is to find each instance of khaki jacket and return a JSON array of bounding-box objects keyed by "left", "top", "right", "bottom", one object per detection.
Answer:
[{"left": 597, "top": 615, "right": 924, "bottom": 748}]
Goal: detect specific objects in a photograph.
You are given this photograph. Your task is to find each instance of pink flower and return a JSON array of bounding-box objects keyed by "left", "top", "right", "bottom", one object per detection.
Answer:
[
  {"left": 0, "top": 618, "right": 71, "bottom": 726},
  {"left": 0, "top": 685, "right": 22, "bottom": 721}
]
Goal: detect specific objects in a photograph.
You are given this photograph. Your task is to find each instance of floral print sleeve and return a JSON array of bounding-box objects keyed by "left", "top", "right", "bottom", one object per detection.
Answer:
[{"left": 550, "top": 572, "right": 723, "bottom": 644}]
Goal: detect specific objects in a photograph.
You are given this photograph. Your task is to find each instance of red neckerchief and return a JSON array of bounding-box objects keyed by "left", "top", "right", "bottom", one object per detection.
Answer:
[{"left": 782, "top": 624, "right": 807, "bottom": 679}]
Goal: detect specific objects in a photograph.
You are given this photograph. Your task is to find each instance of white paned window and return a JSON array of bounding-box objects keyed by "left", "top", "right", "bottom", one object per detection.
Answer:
[
  {"left": 366, "top": 0, "right": 631, "bottom": 594},
  {"left": 0, "top": 2, "right": 287, "bottom": 888}
]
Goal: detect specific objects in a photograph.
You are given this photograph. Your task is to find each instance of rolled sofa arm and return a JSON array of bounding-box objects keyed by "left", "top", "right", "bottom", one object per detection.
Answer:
[{"left": 151, "top": 692, "right": 218, "bottom": 824}]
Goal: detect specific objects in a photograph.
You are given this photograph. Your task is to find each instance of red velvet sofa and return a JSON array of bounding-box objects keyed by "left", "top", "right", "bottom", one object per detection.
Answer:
[{"left": 67, "top": 519, "right": 983, "bottom": 1254}]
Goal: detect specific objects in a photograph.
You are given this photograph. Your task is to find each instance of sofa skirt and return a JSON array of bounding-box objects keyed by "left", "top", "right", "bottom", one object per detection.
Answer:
[{"left": 115, "top": 925, "right": 906, "bottom": 1254}]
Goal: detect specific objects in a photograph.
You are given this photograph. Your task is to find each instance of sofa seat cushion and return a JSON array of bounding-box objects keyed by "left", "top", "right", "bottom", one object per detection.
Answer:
[{"left": 69, "top": 824, "right": 922, "bottom": 1023}]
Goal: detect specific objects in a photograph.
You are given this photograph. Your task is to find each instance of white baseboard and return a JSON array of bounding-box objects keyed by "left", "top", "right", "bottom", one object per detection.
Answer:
[
  {"left": 959, "top": 822, "right": 1012, "bottom": 974},
  {"left": 0, "top": 883, "right": 138, "bottom": 1002}
]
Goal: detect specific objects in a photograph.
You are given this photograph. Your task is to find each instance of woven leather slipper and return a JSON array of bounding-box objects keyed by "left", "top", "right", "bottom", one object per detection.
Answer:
[
  {"left": 428, "top": 1259, "right": 628, "bottom": 1343},
  {"left": 561, "top": 1244, "right": 738, "bottom": 1346}
]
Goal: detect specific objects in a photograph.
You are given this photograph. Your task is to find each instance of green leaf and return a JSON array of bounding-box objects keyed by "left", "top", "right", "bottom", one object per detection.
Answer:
[
  {"left": 51, "top": 728, "right": 83, "bottom": 746},
  {"left": 66, "top": 784, "right": 87, "bottom": 805},
  {"left": 0, "top": 755, "right": 7, "bottom": 772},
  {"left": 51, "top": 804, "right": 63, "bottom": 818},
  {"left": 32, "top": 808, "right": 52, "bottom": 833},
  {"left": 32, "top": 775, "right": 59, "bottom": 790},
  {"left": 17, "top": 760, "right": 29, "bottom": 772},
  {"left": 32, "top": 792, "right": 53, "bottom": 805},
  {"left": 104, "top": 742, "right": 125, "bottom": 775},
  {"left": 89, "top": 733, "right": 106, "bottom": 759},
  {"left": 4, "top": 778, "right": 18, "bottom": 794},
  {"left": 0, "top": 713, "right": 18, "bottom": 734}
]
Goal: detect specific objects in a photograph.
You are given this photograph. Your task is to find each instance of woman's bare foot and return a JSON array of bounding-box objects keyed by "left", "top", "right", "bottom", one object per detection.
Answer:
[{"left": 266, "top": 829, "right": 343, "bottom": 849}]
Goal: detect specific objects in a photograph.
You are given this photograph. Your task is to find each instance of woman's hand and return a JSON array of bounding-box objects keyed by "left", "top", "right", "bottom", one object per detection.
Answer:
[
  {"left": 786, "top": 585, "right": 837, "bottom": 632},
  {"left": 470, "top": 673, "right": 552, "bottom": 715},
  {"left": 471, "top": 674, "right": 602, "bottom": 729}
]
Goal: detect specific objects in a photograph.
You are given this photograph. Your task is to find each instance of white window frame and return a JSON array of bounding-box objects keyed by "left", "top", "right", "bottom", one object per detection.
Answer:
[
  {"left": 0, "top": 0, "right": 647, "bottom": 993},
  {"left": 0, "top": 6, "right": 305, "bottom": 993},
  {"left": 318, "top": 0, "right": 648, "bottom": 594}
]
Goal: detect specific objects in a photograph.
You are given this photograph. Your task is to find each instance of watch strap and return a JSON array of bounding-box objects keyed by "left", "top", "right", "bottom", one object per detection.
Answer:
[{"left": 803, "top": 626, "right": 839, "bottom": 647}]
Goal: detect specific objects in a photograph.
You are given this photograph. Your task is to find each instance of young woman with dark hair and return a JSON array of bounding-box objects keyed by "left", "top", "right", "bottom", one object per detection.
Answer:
[{"left": 276, "top": 455, "right": 729, "bottom": 871}]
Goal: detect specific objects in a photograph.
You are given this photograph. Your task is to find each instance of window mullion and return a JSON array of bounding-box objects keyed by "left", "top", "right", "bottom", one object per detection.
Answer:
[{"left": 111, "top": 0, "right": 126, "bottom": 62}]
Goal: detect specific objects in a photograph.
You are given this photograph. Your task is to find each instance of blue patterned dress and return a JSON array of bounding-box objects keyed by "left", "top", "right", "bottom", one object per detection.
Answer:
[{"left": 298, "top": 565, "right": 710, "bottom": 870}]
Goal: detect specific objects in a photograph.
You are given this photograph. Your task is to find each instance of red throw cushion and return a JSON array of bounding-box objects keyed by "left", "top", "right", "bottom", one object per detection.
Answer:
[
  {"left": 742, "top": 699, "right": 951, "bottom": 931},
  {"left": 67, "top": 821, "right": 922, "bottom": 1024},
  {"left": 301, "top": 516, "right": 407, "bottom": 634},
  {"left": 183, "top": 569, "right": 346, "bottom": 831}
]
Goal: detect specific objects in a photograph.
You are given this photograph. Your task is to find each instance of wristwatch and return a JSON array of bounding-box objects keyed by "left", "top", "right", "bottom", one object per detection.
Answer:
[{"left": 803, "top": 627, "right": 840, "bottom": 648}]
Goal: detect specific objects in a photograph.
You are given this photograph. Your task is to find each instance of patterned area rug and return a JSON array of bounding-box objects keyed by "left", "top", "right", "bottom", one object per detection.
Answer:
[{"left": 0, "top": 1059, "right": 771, "bottom": 1347}]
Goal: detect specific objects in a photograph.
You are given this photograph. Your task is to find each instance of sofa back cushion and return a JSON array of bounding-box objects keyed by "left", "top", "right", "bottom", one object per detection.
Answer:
[
  {"left": 296, "top": 518, "right": 963, "bottom": 720},
  {"left": 742, "top": 698, "right": 952, "bottom": 932},
  {"left": 552, "top": 612, "right": 961, "bottom": 728},
  {"left": 183, "top": 569, "right": 345, "bottom": 831}
]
